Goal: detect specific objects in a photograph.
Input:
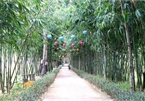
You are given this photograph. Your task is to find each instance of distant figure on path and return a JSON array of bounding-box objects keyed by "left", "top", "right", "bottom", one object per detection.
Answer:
[{"left": 68, "top": 64, "right": 71, "bottom": 70}]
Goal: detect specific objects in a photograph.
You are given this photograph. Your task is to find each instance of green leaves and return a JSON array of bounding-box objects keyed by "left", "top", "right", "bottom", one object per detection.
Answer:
[
  {"left": 19, "top": 67, "right": 60, "bottom": 101},
  {"left": 135, "top": 9, "right": 141, "bottom": 18},
  {"left": 73, "top": 68, "right": 145, "bottom": 101}
]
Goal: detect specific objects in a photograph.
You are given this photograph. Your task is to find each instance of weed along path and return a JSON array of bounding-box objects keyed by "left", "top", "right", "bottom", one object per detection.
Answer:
[{"left": 42, "top": 64, "right": 114, "bottom": 101}]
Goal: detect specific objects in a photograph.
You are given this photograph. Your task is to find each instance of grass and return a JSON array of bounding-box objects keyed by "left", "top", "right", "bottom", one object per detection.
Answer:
[{"left": 116, "top": 82, "right": 130, "bottom": 90}]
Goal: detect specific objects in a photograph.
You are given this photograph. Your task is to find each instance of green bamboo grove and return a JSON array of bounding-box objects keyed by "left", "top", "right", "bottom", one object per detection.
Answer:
[
  {"left": 0, "top": 0, "right": 63, "bottom": 93},
  {"left": 0, "top": 0, "right": 145, "bottom": 94},
  {"left": 67, "top": 0, "right": 145, "bottom": 92}
]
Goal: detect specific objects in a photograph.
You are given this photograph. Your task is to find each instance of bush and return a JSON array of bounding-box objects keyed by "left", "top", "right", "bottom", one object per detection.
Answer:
[
  {"left": 0, "top": 67, "right": 60, "bottom": 101},
  {"left": 19, "top": 67, "right": 60, "bottom": 101},
  {"left": 73, "top": 68, "right": 145, "bottom": 101},
  {"left": 0, "top": 83, "right": 24, "bottom": 101}
]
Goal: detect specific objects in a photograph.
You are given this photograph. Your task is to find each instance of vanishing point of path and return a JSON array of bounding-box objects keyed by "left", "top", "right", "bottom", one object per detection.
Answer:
[{"left": 42, "top": 64, "right": 114, "bottom": 101}]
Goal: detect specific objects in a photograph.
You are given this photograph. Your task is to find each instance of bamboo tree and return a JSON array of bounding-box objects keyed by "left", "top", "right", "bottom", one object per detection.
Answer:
[
  {"left": 0, "top": 44, "right": 2, "bottom": 91},
  {"left": 120, "top": 0, "right": 135, "bottom": 92},
  {"left": 40, "top": 29, "right": 48, "bottom": 76},
  {"left": 103, "top": 44, "right": 107, "bottom": 80}
]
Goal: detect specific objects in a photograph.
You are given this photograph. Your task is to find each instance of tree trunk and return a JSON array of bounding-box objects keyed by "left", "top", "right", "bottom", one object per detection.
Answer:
[
  {"left": 142, "top": 72, "right": 145, "bottom": 91},
  {"left": 0, "top": 44, "right": 3, "bottom": 92},
  {"left": 103, "top": 45, "right": 106, "bottom": 80},
  {"left": 133, "top": 37, "right": 142, "bottom": 89},
  {"left": 40, "top": 29, "right": 48, "bottom": 76},
  {"left": 120, "top": 0, "right": 135, "bottom": 92},
  {"left": 78, "top": 55, "right": 80, "bottom": 70}
]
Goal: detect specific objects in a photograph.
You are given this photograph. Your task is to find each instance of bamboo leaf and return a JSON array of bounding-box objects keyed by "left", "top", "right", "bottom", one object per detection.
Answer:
[{"left": 135, "top": 9, "right": 141, "bottom": 18}]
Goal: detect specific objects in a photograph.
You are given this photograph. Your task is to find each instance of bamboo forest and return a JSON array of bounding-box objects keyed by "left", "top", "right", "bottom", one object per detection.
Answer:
[{"left": 0, "top": 0, "right": 145, "bottom": 101}]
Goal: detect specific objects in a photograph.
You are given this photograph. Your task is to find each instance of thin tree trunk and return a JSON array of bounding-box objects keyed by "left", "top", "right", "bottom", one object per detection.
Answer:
[
  {"left": 112, "top": 52, "right": 116, "bottom": 81},
  {"left": 120, "top": 0, "right": 135, "bottom": 92},
  {"left": 48, "top": 42, "right": 52, "bottom": 71},
  {"left": 103, "top": 45, "right": 106, "bottom": 80},
  {"left": 0, "top": 44, "right": 5, "bottom": 93},
  {"left": 2, "top": 48, "right": 6, "bottom": 93},
  {"left": 133, "top": 37, "right": 142, "bottom": 89},
  {"left": 142, "top": 44, "right": 145, "bottom": 90},
  {"left": 7, "top": 45, "right": 12, "bottom": 94},
  {"left": 40, "top": 29, "right": 48, "bottom": 76},
  {"left": 0, "top": 44, "right": 2, "bottom": 89},
  {"left": 78, "top": 55, "right": 80, "bottom": 70}
]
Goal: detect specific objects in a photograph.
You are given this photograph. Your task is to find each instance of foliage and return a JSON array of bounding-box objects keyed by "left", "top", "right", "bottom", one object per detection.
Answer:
[
  {"left": 68, "top": 0, "right": 145, "bottom": 91},
  {"left": 0, "top": 0, "right": 145, "bottom": 96},
  {"left": 73, "top": 68, "right": 145, "bottom": 101},
  {"left": 116, "top": 82, "right": 130, "bottom": 91},
  {"left": 0, "top": 67, "right": 60, "bottom": 101},
  {"left": 0, "top": 83, "right": 24, "bottom": 101},
  {"left": 0, "top": 0, "right": 63, "bottom": 93},
  {"left": 18, "top": 67, "right": 60, "bottom": 101}
]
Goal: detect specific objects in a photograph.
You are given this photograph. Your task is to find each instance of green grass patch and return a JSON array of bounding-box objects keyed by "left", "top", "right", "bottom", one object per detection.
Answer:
[
  {"left": 116, "top": 82, "right": 130, "bottom": 91},
  {"left": 73, "top": 68, "right": 145, "bottom": 101}
]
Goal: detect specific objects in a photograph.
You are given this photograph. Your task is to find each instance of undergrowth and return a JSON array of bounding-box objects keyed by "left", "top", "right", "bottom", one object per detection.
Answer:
[
  {"left": 73, "top": 68, "right": 145, "bottom": 101},
  {"left": 0, "top": 66, "right": 61, "bottom": 101}
]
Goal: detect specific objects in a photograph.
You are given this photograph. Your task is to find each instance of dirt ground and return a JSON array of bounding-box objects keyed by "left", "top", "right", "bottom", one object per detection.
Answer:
[{"left": 40, "top": 64, "right": 114, "bottom": 101}]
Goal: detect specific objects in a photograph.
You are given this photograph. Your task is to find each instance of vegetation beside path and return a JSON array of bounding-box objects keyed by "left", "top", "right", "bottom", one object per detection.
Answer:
[
  {"left": 0, "top": 66, "right": 61, "bottom": 101},
  {"left": 1, "top": 0, "right": 145, "bottom": 98},
  {"left": 73, "top": 68, "right": 145, "bottom": 101}
]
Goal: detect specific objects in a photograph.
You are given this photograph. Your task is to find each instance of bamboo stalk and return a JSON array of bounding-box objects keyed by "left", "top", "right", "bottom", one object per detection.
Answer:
[{"left": 120, "top": 0, "right": 135, "bottom": 92}]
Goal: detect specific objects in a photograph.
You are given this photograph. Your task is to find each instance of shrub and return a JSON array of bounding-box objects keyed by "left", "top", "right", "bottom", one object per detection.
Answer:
[
  {"left": 0, "top": 82, "right": 24, "bottom": 101},
  {"left": 73, "top": 68, "right": 145, "bottom": 101},
  {"left": 18, "top": 67, "right": 60, "bottom": 101},
  {"left": 0, "top": 67, "right": 60, "bottom": 101}
]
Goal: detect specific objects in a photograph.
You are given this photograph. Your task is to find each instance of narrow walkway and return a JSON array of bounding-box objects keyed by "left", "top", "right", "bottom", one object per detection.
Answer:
[{"left": 42, "top": 64, "right": 114, "bottom": 101}]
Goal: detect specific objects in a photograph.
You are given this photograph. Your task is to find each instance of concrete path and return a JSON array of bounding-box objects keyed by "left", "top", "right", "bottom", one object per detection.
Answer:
[{"left": 42, "top": 64, "right": 114, "bottom": 101}]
